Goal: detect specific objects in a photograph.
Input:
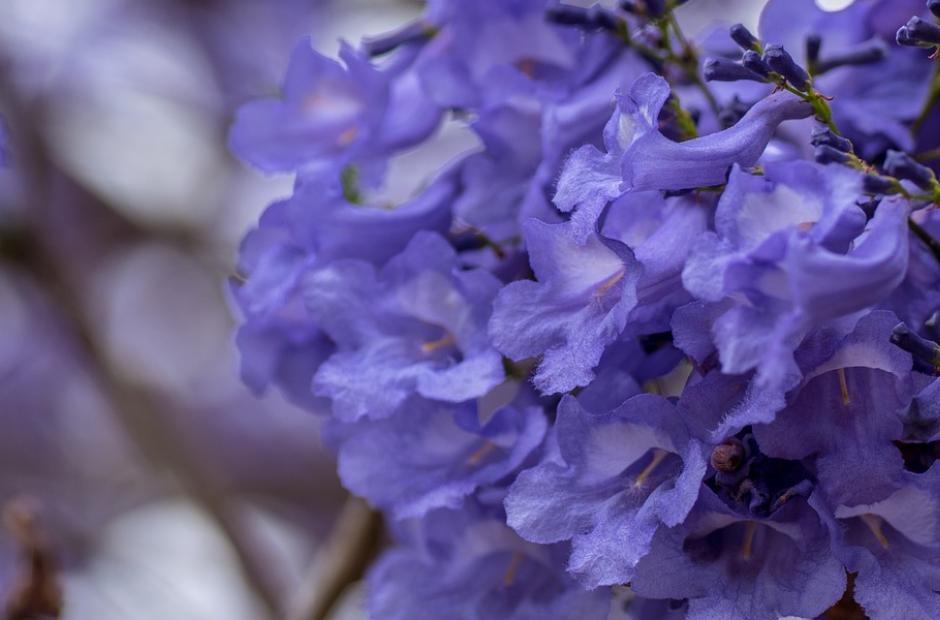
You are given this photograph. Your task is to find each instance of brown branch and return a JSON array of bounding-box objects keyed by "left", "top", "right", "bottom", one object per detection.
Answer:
[
  {"left": 287, "top": 497, "right": 383, "bottom": 620},
  {"left": 2, "top": 498, "right": 63, "bottom": 620}
]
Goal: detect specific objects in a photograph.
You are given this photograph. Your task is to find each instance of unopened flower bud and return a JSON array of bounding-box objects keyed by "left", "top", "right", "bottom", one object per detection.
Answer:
[
  {"left": 730, "top": 23, "right": 760, "bottom": 51},
  {"left": 704, "top": 57, "right": 767, "bottom": 82},
  {"left": 884, "top": 150, "right": 938, "bottom": 191},
  {"left": 763, "top": 44, "right": 811, "bottom": 90},
  {"left": 897, "top": 16, "right": 940, "bottom": 48}
]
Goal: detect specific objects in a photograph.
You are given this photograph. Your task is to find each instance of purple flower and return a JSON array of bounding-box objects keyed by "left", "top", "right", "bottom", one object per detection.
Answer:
[
  {"left": 304, "top": 231, "right": 505, "bottom": 421},
  {"left": 415, "top": 0, "right": 579, "bottom": 110},
  {"left": 752, "top": 311, "right": 914, "bottom": 504},
  {"left": 555, "top": 73, "right": 811, "bottom": 230},
  {"left": 456, "top": 23, "right": 649, "bottom": 245},
  {"left": 504, "top": 393, "right": 707, "bottom": 587},
  {"left": 530, "top": 35, "right": 650, "bottom": 233},
  {"left": 574, "top": 336, "right": 684, "bottom": 415},
  {"left": 223, "top": 0, "right": 940, "bottom": 615},
  {"left": 452, "top": 105, "right": 545, "bottom": 242},
  {"left": 229, "top": 38, "right": 441, "bottom": 174},
  {"left": 681, "top": 162, "right": 909, "bottom": 399},
  {"left": 617, "top": 77, "right": 810, "bottom": 193},
  {"left": 490, "top": 184, "right": 709, "bottom": 396},
  {"left": 232, "top": 164, "right": 458, "bottom": 409},
  {"left": 288, "top": 165, "right": 457, "bottom": 265},
  {"left": 368, "top": 505, "right": 610, "bottom": 620},
  {"left": 337, "top": 399, "right": 546, "bottom": 519},
  {"left": 600, "top": 192, "right": 710, "bottom": 333},
  {"left": 231, "top": 199, "right": 332, "bottom": 411},
  {"left": 631, "top": 485, "right": 845, "bottom": 620},
  {"left": 488, "top": 218, "right": 641, "bottom": 394},
  {"left": 817, "top": 468, "right": 940, "bottom": 620},
  {"left": 229, "top": 39, "right": 386, "bottom": 173},
  {"left": 886, "top": 210, "right": 940, "bottom": 329}
]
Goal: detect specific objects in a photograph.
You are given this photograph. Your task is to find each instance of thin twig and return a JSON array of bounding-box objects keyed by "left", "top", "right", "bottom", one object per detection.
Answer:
[
  {"left": 915, "top": 145, "right": 940, "bottom": 163},
  {"left": 912, "top": 61, "right": 940, "bottom": 135},
  {"left": 666, "top": 13, "right": 720, "bottom": 116},
  {"left": 287, "top": 496, "right": 383, "bottom": 620},
  {"left": 909, "top": 218, "right": 940, "bottom": 264},
  {"left": 2, "top": 498, "right": 63, "bottom": 620}
]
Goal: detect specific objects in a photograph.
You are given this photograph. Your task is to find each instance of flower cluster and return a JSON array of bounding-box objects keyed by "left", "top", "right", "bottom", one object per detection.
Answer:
[{"left": 230, "top": 0, "right": 940, "bottom": 618}]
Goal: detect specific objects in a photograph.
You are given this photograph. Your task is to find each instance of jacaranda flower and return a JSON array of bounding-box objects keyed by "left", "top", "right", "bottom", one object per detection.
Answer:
[{"left": 228, "top": 0, "right": 940, "bottom": 616}]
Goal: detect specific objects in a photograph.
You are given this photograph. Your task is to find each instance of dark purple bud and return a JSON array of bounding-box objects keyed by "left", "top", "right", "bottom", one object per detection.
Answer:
[
  {"left": 703, "top": 57, "right": 767, "bottom": 82},
  {"left": 589, "top": 5, "right": 622, "bottom": 31},
  {"left": 763, "top": 44, "right": 811, "bottom": 90},
  {"left": 729, "top": 23, "right": 760, "bottom": 51},
  {"left": 862, "top": 174, "right": 896, "bottom": 195},
  {"left": 810, "top": 126, "right": 854, "bottom": 153},
  {"left": 814, "top": 145, "right": 852, "bottom": 165},
  {"left": 618, "top": 0, "right": 641, "bottom": 14},
  {"left": 884, "top": 149, "right": 938, "bottom": 190},
  {"left": 711, "top": 439, "right": 745, "bottom": 473},
  {"left": 896, "top": 16, "right": 940, "bottom": 47},
  {"left": 643, "top": 0, "right": 667, "bottom": 17},
  {"left": 805, "top": 34, "right": 822, "bottom": 65},
  {"left": 816, "top": 39, "right": 887, "bottom": 73},
  {"left": 741, "top": 50, "right": 771, "bottom": 78},
  {"left": 362, "top": 21, "right": 433, "bottom": 56},
  {"left": 621, "top": 0, "right": 667, "bottom": 16},
  {"left": 897, "top": 26, "right": 917, "bottom": 46},
  {"left": 891, "top": 323, "right": 940, "bottom": 375},
  {"left": 547, "top": 4, "right": 621, "bottom": 31},
  {"left": 547, "top": 5, "right": 591, "bottom": 25},
  {"left": 930, "top": 0, "right": 940, "bottom": 19}
]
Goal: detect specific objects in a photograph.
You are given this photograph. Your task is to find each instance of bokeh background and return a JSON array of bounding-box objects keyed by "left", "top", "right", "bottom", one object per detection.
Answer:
[{"left": 0, "top": 1, "right": 849, "bottom": 619}]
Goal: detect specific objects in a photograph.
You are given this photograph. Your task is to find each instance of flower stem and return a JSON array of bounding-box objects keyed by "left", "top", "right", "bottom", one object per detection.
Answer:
[
  {"left": 913, "top": 61, "right": 940, "bottom": 135},
  {"left": 909, "top": 218, "right": 940, "bottom": 264},
  {"left": 665, "top": 13, "right": 721, "bottom": 116}
]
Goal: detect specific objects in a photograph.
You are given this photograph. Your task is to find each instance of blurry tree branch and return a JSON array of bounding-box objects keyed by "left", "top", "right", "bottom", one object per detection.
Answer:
[
  {"left": 2, "top": 498, "right": 63, "bottom": 620},
  {"left": 287, "top": 496, "right": 383, "bottom": 620},
  {"left": 0, "top": 9, "right": 389, "bottom": 614},
  {"left": 0, "top": 64, "right": 288, "bottom": 620}
]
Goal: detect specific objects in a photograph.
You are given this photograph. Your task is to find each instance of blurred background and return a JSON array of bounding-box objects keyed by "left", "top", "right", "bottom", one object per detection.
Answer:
[{"left": 0, "top": 1, "right": 837, "bottom": 619}]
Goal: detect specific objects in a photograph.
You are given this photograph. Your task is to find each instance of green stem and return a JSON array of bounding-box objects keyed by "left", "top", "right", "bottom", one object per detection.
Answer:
[
  {"left": 915, "top": 145, "right": 940, "bottom": 162},
  {"left": 909, "top": 218, "right": 940, "bottom": 264},
  {"left": 771, "top": 76, "right": 841, "bottom": 135},
  {"left": 665, "top": 13, "right": 721, "bottom": 116},
  {"left": 808, "top": 93, "right": 839, "bottom": 135},
  {"left": 913, "top": 62, "right": 940, "bottom": 135},
  {"left": 615, "top": 21, "right": 663, "bottom": 69},
  {"left": 668, "top": 95, "right": 699, "bottom": 140},
  {"left": 341, "top": 165, "right": 364, "bottom": 205}
]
